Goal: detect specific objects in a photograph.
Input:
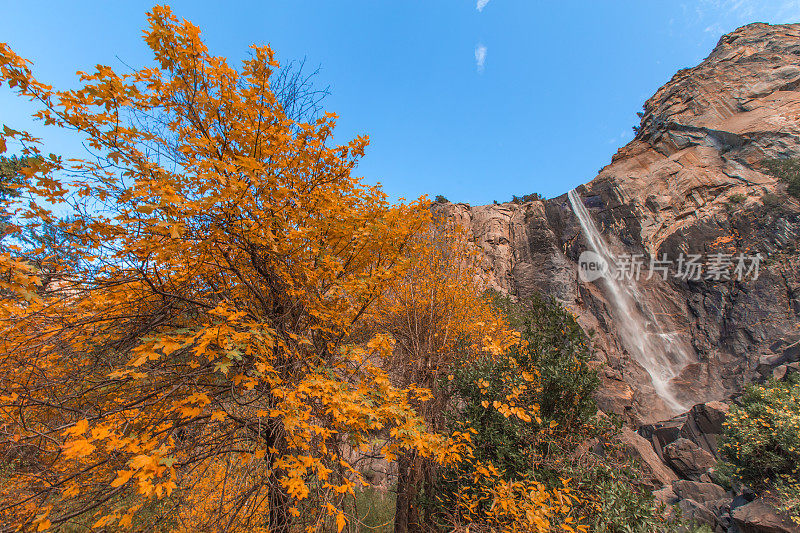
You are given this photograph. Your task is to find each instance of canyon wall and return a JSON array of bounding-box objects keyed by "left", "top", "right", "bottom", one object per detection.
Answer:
[{"left": 439, "top": 22, "right": 800, "bottom": 423}]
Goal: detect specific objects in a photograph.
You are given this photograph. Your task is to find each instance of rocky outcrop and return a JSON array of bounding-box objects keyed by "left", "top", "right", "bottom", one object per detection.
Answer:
[
  {"left": 663, "top": 438, "right": 717, "bottom": 482},
  {"left": 680, "top": 498, "right": 726, "bottom": 532},
  {"left": 438, "top": 22, "right": 800, "bottom": 423},
  {"left": 673, "top": 480, "right": 729, "bottom": 503},
  {"left": 680, "top": 401, "right": 730, "bottom": 456},
  {"left": 617, "top": 427, "right": 679, "bottom": 487},
  {"left": 731, "top": 497, "right": 800, "bottom": 533}
]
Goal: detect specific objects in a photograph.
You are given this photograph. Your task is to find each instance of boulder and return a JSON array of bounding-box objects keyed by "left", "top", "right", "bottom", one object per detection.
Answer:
[
  {"left": 673, "top": 480, "right": 729, "bottom": 503},
  {"left": 639, "top": 418, "right": 683, "bottom": 461},
  {"left": 707, "top": 498, "right": 734, "bottom": 531},
  {"left": 653, "top": 485, "right": 679, "bottom": 506},
  {"left": 680, "top": 402, "right": 730, "bottom": 457},
  {"left": 617, "top": 427, "right": 678, "bottom": 487},
  {"left": 678, "top": 498, "right": 723, "bottom": 532},
  {"left": 663, "top": 438, "right": 716, "bottom": 481},
  {"left": 774, "top": 363, "right": 800, "bottom": 382},
  {"left": 731, "top": 497, "right": 800, "bottom": 533},
  {"left": 782, "top": 341, "right": 800, "bottom": 365}
]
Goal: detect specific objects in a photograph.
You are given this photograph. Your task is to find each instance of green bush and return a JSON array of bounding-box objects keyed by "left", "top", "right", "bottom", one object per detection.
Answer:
[
  {"left": 491, "top": 292, "right": 599, "bottom": 425},
  {"left": 762, "top": 192, "right": 782, "bottom": 208},
  {"left": 351, "top": 486, "right": 395, "bottom": 532},
  {"left": 421, "top": 294, "right": 599, "bottom": 523},
  {"left": 763, "top": 158, "right": 800, "bottom": 200},
  {"left": 424, "top": 294, "right": 687, "bottom": 531},
  {"left": 511, "top": 192, "right": 543, "bottom": 203},
  {"left": 727, "top": 193, "right": 746, "bottom": 205},
  {"left": 719, "top": 375, "right": 800, "bottom": 523},
  {"left": 573, "top": 464, "right": 672, "bottom": 533}
]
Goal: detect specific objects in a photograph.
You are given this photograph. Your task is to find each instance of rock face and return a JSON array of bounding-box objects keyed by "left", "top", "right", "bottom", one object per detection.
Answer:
[
  {"left": 663, "top": 438, "right": 717, "bottom": 482},
  {"left": 438, "top": 22, "right": 800, "bottom": 423},
  {"left": 731, "top": 497, "right": 800, "bottom": 533},
  {"left": 673, "top": 480, "right": 729, "bottom": 503},
  {"left": 681, "top": 401, "right": 730, "bottom": 456},
  {"left": 616, "top": 427, "right": 679, "bottom": 487}
]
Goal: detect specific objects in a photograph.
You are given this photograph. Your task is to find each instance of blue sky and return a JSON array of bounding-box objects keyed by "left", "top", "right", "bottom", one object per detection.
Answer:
[{"left": 2, "top": 1, "right": 800, "bottom": 204}]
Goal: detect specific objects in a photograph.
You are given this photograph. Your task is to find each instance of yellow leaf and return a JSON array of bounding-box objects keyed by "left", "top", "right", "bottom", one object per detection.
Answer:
[
  {"left": 92, "top": 515, "right": 118, "bottom": 528},
  {"left": 111, "top": 469, "right": 134, "bottom": 488},
  {"left": 62, "top": 438, "right": 96, "bottom": 458},
  {"left": 63, "top": 419, "right": 89, "bottom": 437}
]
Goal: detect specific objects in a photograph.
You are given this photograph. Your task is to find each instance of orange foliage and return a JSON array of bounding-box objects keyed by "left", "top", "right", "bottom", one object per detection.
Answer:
[
  {"left": 450, "top": 459, "right": 585, "bottom": 533},
  {"left": 0, "top": 7, "right": 506, "bottom": 531},
  {"left": 370, "top": 221, "right": 518, "bottom": 392}
]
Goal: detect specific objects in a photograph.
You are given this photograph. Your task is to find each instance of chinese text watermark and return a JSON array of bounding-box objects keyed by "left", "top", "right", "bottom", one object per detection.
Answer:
[{"left": 578, "top": 251, "right": 762, "bottom": 283}]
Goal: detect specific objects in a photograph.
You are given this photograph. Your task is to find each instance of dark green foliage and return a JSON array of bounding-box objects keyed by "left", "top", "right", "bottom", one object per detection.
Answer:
[
  {"left": 724, "top": 192, "right": 747, "bottom": 213},
  {"left": 446, "top": 352, "right": 537, "bottom": 476},
  {"left": 718, "top": 376, "right": 800, "bottom": 523},
  {"left": 762, "top": 192, "right": 782, "bottom": 208},
  {"left": 492, "top": 292, "right": 599, "bottom": 424},
  {"left": 424, "top": 293, "right": 600, "bottom": 515},
  {"left": 0, "top": 155, "right": 32, "bottom": 196},
  {"left": 763, "top": 158, "right": 800, "bottom": 200},
  {"left": 433, "top": 194, "right": 449, "bottom": 204},
  {"left": 511, "top": 193, "right": 543, "bottom": 204},
  {"left": 728, "top": 193, "right": 746, "bottom": 205},
  {"left": 719, "top": 376, "right": 800, "bottom": 489},
  {"left": 351, "top": 486, "right": 395, "bottom": 532},
  {"left": 575, "top": 464, "right": 671, "bottom": 533},
  {"left": 422, "top": 292, "right": 694, "bottom": 531}
]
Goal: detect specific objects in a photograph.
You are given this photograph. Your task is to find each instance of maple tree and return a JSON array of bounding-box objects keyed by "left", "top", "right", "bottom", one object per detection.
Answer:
[
  {"left": 366, "top": 222, "right": 519, "bottom": 531},
  {"left": 0, "top": 6, "right": 512, "bottom": 531}
]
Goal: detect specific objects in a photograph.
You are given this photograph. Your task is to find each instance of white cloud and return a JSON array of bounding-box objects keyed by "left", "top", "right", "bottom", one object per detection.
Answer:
[
  {"left": 476, "top": 0, "right": 491, "bottom": 12},
  {"left": 695, "top": 0, "right": 800, "bottom": 29},
  {"left": 474, "top": 44, "right": 487, "bottom": 72}
]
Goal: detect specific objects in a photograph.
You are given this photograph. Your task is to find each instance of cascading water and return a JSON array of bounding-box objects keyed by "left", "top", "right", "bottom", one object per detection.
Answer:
[{"left": 568, "top": 189, "right": 689, "bottom": 413}]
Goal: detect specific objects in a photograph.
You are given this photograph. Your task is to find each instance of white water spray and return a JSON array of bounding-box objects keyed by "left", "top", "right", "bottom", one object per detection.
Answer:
[{"left": 568, "top": 189, "right": 689, "bottom": 412}]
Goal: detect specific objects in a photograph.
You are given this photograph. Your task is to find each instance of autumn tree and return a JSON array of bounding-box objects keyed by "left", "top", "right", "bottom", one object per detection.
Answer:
[
  {"left": 0, "top": 7, "right": 496, "bottom": 531},
  {"left": 366, "top": 221, "right": 518, "bottom": 532}
]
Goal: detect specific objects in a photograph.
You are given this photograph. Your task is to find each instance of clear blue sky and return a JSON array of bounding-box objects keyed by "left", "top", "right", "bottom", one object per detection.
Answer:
[{"left": 2, "top": 1, "right": 799, "bottom": 204}]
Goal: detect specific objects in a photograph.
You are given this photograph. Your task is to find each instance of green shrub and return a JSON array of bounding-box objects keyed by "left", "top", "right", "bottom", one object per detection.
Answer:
[
  {"left": 424, "top": 294, "right": 690, "bottom": 531},
  {"left": 719, "top": 375, "right": 800, "bottom": 523},
  {"left": 728, "top": 193, "right": 746, "bottom": 205},
  {"left": 491, "top": 292, "right": 599, "bottom": 424},
  {"left": 573, "top": 464, "right": 672, "bottom": 533},
  {"left": 762, "top": 192, "right": 782, "bottom": 208},
  {"left": 433, "top": 194, "right": 449, "bottom": 204},
  {"left": 419, "top": 295, "right": 599, "bottom": 523},
  {"left": 351, "top": 486, "right": 395, "bottom": 532},
  {"left": 511, "top": 193, "right": 544, "bottom": 203},
  {"left": 763, "top": 158, "right": 800, "bottom": 200}
]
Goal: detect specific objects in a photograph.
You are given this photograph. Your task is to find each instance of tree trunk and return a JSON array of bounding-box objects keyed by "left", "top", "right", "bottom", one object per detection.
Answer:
[
  {"left": 394, "top": 452, "right": 423, "bottom": 533},
  {"left": 267, "top": 480, "right": 291, "bottom": 533}
]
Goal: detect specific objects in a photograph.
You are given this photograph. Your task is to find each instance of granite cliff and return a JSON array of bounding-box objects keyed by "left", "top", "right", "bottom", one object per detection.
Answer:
[{"left": 439, "top": 22, "right": 800, "bottom": 424}]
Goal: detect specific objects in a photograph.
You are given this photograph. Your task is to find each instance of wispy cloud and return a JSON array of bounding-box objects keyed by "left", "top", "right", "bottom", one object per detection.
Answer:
[
  {"left": 474, "top": 44, "right": 487, "bottom": 73},
  {"left": 695, "top": 0, "right": 800, "bottom": 33},
  {"left": 476, "top": 0, "right": 491, "bottom": 12}
]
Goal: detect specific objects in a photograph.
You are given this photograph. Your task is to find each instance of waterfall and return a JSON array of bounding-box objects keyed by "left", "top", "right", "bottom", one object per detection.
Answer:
[{"left": 568, "top": 189, "right": 689, "bottom": 412}]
